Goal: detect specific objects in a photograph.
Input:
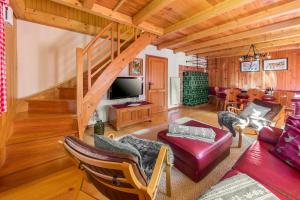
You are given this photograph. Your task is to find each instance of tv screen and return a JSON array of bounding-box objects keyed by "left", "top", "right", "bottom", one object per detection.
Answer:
[{"left": 109, "top": 77, "right": 143, "bottom": 99}]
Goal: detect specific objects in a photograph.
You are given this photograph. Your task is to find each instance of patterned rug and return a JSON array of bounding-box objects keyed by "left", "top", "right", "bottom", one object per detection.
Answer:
[{"left": 134, "top": 117, "right": 256, "bottom": 200}]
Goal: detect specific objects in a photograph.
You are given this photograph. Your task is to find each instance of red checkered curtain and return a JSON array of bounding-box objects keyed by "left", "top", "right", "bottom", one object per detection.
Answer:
[{"left": 0, "top": 0, "right": 8, "bottom": 113}]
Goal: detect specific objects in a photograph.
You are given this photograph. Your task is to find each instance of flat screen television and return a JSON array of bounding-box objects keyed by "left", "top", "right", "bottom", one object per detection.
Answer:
[{"left": 108, "top": 77, "right": 143, "bottom": 99}]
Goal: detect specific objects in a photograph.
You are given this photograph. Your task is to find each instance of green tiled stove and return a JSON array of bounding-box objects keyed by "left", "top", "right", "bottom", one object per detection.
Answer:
[{"left": 183, "top": 71, "right": 208, "bottom": 106}]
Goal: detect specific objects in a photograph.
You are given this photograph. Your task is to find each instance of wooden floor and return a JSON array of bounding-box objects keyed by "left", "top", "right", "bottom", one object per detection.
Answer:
[{"left": 0, "top": 104, "right": 264, "bottom": 200}]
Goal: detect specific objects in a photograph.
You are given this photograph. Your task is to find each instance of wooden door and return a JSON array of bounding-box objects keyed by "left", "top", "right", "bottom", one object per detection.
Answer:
[{"left": 146, "top": 55, "right": 168, "bottom": 113}]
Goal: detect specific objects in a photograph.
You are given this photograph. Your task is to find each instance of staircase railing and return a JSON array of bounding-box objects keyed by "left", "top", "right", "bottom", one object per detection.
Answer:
[{"left": 76, "top": 22, "right": 143, "bottom": 139}]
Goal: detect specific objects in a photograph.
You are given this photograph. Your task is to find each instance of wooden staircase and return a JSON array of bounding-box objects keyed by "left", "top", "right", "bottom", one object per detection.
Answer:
[
  {"left": 76, "top": 22, "right": 155, "bottom": 138},
  {"left": 0, "top": 95, "right": 78, "bottom": 191},
  {"left": 0, "top": 22, "right": 154, "bottom": 192}
]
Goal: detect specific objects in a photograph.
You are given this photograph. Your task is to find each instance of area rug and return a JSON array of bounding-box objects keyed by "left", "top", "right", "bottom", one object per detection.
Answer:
[{"left": 134, "top": 117, "right": 256, "bottom": 200}]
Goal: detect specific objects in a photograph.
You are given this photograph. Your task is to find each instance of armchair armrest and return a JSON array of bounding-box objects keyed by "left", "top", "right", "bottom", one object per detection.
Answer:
[
  {"left": 147, "top": 146, "right": 169, "bottom": 197},
  {"left": 258, "top": 126, "right": 283, "bottom": 145}
]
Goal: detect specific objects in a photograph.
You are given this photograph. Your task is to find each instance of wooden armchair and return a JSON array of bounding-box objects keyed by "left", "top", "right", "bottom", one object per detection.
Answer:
[
  {"left": 224, "top": 88, "right": 241, "bottom": 110},
  {"left": 62, "top": 136, "right": 172, "bottom": 200},
  {"left": 247, "top": 88, "right": 264, "bottom": 102},
  {"left": 227, "top": 99, "right": 284, "bottom": 147}
]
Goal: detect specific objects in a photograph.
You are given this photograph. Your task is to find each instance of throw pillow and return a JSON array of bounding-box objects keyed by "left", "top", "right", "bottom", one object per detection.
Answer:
[
  {"left": 119, "top": 135, "right": 174, "bottom": 181},
  {"left": 271, "top": 125, "right": 300, "bottom": 171},
  {"left": 240, "top": 102, "right": 271, "bottom": 119},
  {"left": 285, "top": 115, "right": 300, "bottom": 130},
  {"left": 198, "top": 173, "right": 279, "bottom": 200},
  {"left": 94, "top": 135, "right": 142, "bottom": 167},
  {"left": 168, "top": 123, "right": 216, "bottom": 143}
]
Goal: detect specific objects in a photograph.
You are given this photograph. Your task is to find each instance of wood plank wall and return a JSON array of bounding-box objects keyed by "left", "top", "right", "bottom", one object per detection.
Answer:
[
  {"left": 0, "top": 16, "right": 17, "bottom": 167},
  {"left": 207, "top": 49, "right": 300, "bottom": 91}
]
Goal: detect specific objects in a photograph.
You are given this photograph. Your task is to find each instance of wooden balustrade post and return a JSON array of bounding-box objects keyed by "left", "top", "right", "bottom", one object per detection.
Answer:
[
  {"left": 117, "top": 23, "right": 120, "bottom": 56},
  {"left": 111, "top": 25, "right": 114, "bottom": 60},
  {"left": 76, "top": 48, "right": 84, "bottom": 140},
  {"left": 87, "top": 48, "right": 92, "bottom": 91},
  {"left": 134, "top": 28, "right": 138, "bottom": 41}
]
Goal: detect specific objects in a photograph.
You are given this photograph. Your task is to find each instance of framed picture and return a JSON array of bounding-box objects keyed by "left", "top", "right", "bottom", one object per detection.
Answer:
[
  {"left": 240, "top": 60, "right": 260, "bottom": 72},
  {"left": 129, "top": 58, "right": 143, "bottom": 76},
  {"left": 263, "top": 58, "right": 288, "bottom": 71}
]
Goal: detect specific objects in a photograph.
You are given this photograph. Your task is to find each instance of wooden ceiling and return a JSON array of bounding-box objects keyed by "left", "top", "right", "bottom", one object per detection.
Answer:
[{"left": 10, "top": 0, "right": 300, "bottom": 57}]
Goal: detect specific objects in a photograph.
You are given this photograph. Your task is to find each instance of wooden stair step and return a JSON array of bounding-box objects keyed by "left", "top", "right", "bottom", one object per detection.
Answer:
[
  {"left": 27, "top": 99, "right": 76, "bottom": 114},
  {"left": 58, "top": 87, "right": 76, "bottom": 99},
  {"left": 13, "top": 113, "right": 77, "bottom": 134},
  {"left": 0, "top": 157, "right": 74, "bottom": 193},
  {"left": 0, "top": 136, "right": 72, "bottom": 178},
  {"left": 8, "top": 129, "right": 77, "bottom": 145}
]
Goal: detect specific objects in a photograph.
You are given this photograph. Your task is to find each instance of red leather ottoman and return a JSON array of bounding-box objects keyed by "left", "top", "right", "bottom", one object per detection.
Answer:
[{"left": 157, "top": 120, "right": 232, "bottom": 182}]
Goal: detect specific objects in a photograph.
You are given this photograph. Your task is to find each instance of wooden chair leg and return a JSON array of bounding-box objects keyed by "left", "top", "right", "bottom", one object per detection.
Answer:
[
  {"left": 166, "top": 164, "right": 171, "bottom": 197},
  {"left": 238, "top": 129, "right": 242, "bottom": 148},
  {"left": 165, "top": 150, "right": 172, "bottom": 197},
  {"left": 216, "top": 99, "right": 219, "bottom": 111}
]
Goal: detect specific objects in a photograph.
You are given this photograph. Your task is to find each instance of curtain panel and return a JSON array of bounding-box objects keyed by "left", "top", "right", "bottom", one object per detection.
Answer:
[{"left": 0, "top": 0, "right": 8, "bottom": 113}]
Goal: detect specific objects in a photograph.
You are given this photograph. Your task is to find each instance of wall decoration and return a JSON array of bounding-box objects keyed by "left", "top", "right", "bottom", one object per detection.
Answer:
[
  {"left": 263, "top": 58, "right": 288, "bottom": 71},
  {"left": 129, "top": 58, "right": 143, "bottom": 76},
  {"left": 240, "top": 60, "right": 260, "bottom": 72}
]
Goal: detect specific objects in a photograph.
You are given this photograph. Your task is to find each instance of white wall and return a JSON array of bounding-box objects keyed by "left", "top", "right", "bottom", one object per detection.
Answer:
[
  {"left": 16, "top": 20, "right": 197, "bottom": 122},
  {"left": 17, "top": 20, "right": 92, "bottom": 98}
]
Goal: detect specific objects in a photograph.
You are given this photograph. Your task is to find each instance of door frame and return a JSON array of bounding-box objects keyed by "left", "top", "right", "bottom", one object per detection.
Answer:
[{"left": 145, "top": 55, "right": 168, "bottom": 112}]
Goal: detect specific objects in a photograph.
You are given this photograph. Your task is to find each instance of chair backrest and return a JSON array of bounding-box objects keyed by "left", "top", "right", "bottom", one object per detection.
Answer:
[
  {"left": 225, "top": 88, "right": 240, "bottom": 102},
  {"left": 63, "top": 136, "right": 150, "bottom": 200},
  {"left": 247, "top": 89, "right": 264, "bottom": 102}
]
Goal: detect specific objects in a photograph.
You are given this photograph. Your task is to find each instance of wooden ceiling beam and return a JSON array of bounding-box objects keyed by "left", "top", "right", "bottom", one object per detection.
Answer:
[
  {"left": 175, "top": 17, "right": 300, "bottom": 53},
  {"left": 199, "top": 36, "right": 300, "bottom": 57},
  {"left": 50, "top": 0, "right": 164, "bottom": 35},
  {"left": 187, "top": 28, "right": 300, "bottom": 55},
  {"left": 82, "top": 0, "right": 95, "bottom": 9},
  {"left": 9, "top": 0, "right": 25, "bottom": 18},
  {"left": 113, "top": 0, "right": 127, "bottom": 11},
  {"left": 158, "top": 1, "right": 300, "bottom": 50},
  {"left": 133, "top": 0, "right": 175, "bottom": 25},
  {"left": 207, "top": 43, "right": 300, "bottom": 59},
  {"left": 164, "top": 0, "right": 255, "bottom": 35},
  {"left": 23, "top": 8, "right": 101, "bottom": 36}
]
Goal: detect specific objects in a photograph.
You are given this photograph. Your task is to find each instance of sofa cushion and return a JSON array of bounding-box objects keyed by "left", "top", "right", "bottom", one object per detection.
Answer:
[
  {"left": 271, "top": 125, "right": 300, "bottom": 172},
  {"left": 198, "top": 173, "right": 280, "bottom": 200},
  {"left": 233, "top": 140, "right": 300, "bottom": 199}
]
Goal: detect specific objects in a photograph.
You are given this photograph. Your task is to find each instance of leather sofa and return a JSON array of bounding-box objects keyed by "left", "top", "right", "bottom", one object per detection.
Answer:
[{"left": 222, "top": 124, "right": 300, "bottom": 200}]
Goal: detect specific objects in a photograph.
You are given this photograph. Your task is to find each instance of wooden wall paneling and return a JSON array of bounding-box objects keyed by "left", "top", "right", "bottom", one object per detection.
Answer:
[
  {"left": 0, "top": 16, "right": 17, "bottom": 167},
  {"left": 208, "top": 49, "right": 300, "bottom": 91}
]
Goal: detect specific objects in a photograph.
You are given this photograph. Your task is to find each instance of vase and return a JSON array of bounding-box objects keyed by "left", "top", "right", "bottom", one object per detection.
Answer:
[{"left": 94, "top": 120, "right": 105, "bottom": 136}]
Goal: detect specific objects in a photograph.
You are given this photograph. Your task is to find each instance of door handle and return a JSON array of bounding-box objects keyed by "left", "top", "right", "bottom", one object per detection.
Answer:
[{"left": 148, "top": 82, "right": 153, "bottom": 90}]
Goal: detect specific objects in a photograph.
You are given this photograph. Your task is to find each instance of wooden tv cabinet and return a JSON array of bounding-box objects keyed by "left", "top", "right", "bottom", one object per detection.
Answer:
[{"left": 108, "top": 101, "right": 152, "bottom": 130}]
